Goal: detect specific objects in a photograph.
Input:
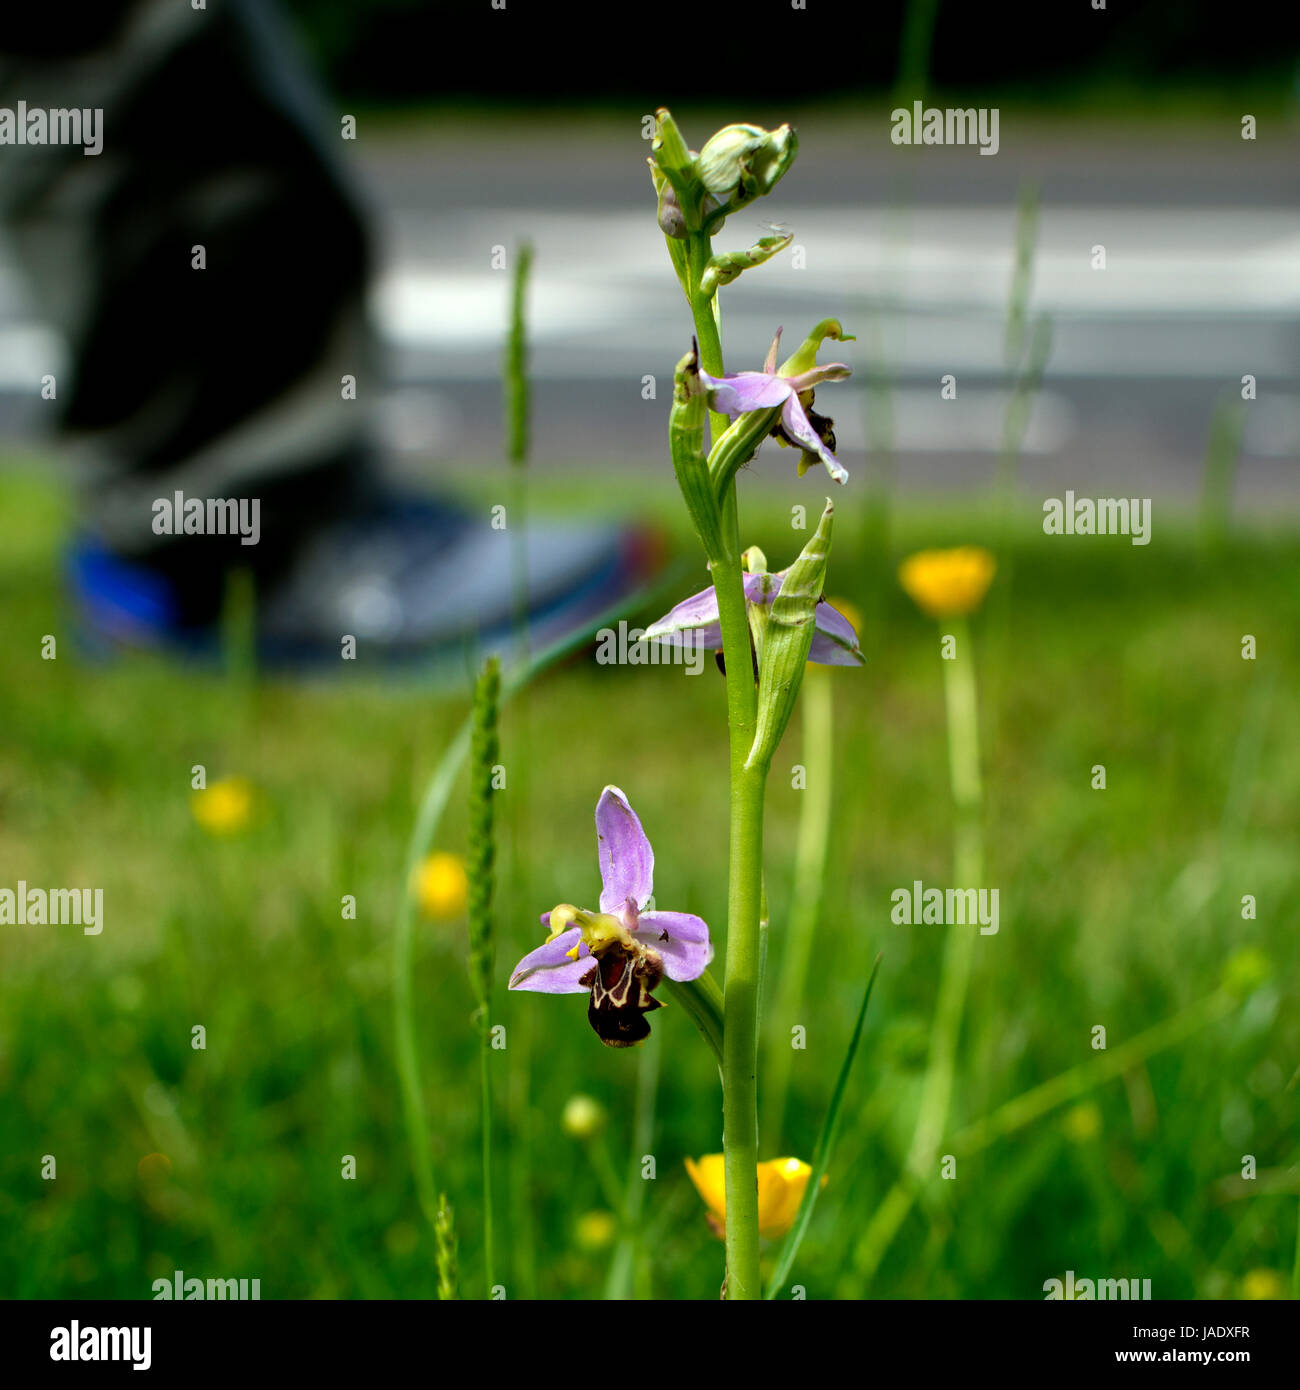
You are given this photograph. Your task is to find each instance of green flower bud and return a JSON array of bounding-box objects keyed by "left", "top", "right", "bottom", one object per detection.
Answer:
[{"left": 697, "top": 122, "right": 798, "bottom": 228}]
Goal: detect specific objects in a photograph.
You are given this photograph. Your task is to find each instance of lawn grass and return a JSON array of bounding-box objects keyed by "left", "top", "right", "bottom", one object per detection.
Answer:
[{"left": 1, "top": 463, "right": 1296, "bottom": 1299}]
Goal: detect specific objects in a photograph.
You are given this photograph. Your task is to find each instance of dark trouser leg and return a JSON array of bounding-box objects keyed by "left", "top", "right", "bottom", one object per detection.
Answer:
[{"left": 0, "top": 0, "right": 379, "bottom": 621}]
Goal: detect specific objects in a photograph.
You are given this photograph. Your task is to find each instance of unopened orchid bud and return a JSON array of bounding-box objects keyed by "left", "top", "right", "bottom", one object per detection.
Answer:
[
  {"left": 697, "top": 122, "right": 797, "bottom": 228},
  {"left": 658, "top": 181, "right": 688, "bottom": 239},
  {"left": 741, "top": 545, "right": 768, "bottom": 574},
  {"left": 746, "top": 499, "right": 834, "bottom": 771},
  {"left": 650, "top": 108, "right": 704, "bottom": 235},
  {"left": 743, "top": 562, "right": 778, "bottom": 660},
  {"left": 699, "top": 231, "right": 794, "bottom": 296}
]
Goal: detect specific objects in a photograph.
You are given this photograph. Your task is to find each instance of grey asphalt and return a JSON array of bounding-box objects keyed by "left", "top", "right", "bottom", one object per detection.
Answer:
[{"left": 3, "top": 113, "right": 1298, "bottom": 505}]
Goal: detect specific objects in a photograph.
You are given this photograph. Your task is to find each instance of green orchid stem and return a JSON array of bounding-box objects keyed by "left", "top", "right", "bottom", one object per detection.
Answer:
[
  {"left": 721, "top": 759, "right": 767, "bottom": 1300},
  {"left": 856, "top": 615, "right": 983, "bottom": 1285},
  {"left": 683, "top": 229, "right": 767, "bottom": 1301},
  {"left": 687, "top": 233, "right": 731, "bottom": 450}
]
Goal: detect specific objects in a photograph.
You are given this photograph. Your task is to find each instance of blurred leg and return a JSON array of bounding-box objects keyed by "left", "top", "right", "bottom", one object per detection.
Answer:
[{"left": 0, "top": 0, "right": 377, "bottom": 620}]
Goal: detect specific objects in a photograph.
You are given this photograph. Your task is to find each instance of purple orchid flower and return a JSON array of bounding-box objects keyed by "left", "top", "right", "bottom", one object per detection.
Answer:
[
  {"left": 644, "top": 565, "right": 864, "bottom": 667},
  {"left": 508, "top": 786, "right": 713, "bottom": 1047},
  {"left": 699, "top": 326, "right": 852, "bottom": 484}
]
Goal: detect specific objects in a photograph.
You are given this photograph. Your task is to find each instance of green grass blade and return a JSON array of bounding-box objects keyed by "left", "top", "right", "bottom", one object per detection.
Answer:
[
  {"left": 505, "top": 242, "right": 534, "bottom": 469},
  {"left": 604, "top": 1037, "right": 661, "bottom": 1300},
  {"left": 467, "top": 657, "right": 501, "bottom": 1296},
  {"left": 392, "top": 592, "right": 657, "bottom": 1241},
  {"left": 505, "top": 242, "right": 534, "bottom": 661},
  {"left": 765, "top": 952, "right": 882, "bottom": 1299}
]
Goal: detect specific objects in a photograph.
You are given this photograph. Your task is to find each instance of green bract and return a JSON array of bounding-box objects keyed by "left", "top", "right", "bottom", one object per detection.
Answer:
[{"left": 746, "top": 500, "right": 835, "bottom": 771}]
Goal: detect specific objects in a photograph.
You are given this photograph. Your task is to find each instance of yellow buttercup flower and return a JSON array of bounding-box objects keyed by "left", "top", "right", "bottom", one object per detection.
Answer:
[
  {"left": 898, "top": 547, "right": 996, "bottom": 619},
  {"left": 684, "top": 1154, "right": 818, "bottom": 1240},
  {"left": 414, "top": 851, "right": 469, "bottom": 920},
  {"left": 191, "top": 777, "right": 256, "bottom": 835},
  {"left": 1240, "top": 1268, "right": 1285, "bottom": 1300}
]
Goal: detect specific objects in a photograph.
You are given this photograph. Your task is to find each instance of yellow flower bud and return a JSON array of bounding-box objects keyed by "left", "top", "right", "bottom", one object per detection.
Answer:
[{"left": 898, "top": 546, "right": 996, "bottom": 618}]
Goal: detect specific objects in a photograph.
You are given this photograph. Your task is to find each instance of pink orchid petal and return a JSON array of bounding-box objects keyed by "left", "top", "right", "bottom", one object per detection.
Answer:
[
  {"left": 635, "top": 911, "right": 713, "bottom": 981},
  {"left": 595, "top": 786, "right": 654, "bottom": 913},
  {"left": 700, "top": 369, "right": 792, "bottom": 417},
  {"left": 643, "top": 584, "right": 723, "bottom": 649},
  {"left": 808, "top": 600, "right": 865, "bottom": 665},
  {"left": 508, "top": 927, "right": 592, "bottom": 994}
]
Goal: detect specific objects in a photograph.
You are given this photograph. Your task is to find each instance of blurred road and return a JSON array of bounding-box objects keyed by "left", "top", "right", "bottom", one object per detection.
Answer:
[{"left": 3, "top": 113, "right": 1298, "bottom": 503}]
